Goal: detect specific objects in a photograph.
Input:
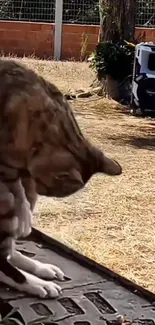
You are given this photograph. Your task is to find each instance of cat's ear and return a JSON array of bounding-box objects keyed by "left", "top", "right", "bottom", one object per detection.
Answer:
[{"left": 100, "top": 154, "right": 122, "bottom": 176}]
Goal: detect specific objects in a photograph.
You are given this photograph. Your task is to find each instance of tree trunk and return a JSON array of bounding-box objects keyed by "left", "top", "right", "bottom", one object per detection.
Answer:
[
  {"left": 96, "top": 0, "right": 136, "bottom": 101},
  {"left": 98, "top": 0, "right": 136, "bottom": 43},
  {"left": 106, "top": 75, "right": 120, "bottom": 101}
]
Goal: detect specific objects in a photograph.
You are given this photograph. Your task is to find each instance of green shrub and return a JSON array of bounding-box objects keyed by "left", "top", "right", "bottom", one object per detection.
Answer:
[{"left": 90, "top": 41, "right": 135, "bottom": 82}]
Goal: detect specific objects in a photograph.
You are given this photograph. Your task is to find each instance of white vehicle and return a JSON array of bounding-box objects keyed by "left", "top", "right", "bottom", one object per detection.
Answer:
[{"left": 131, "top": 42, "right": 155, "bottom": 115}]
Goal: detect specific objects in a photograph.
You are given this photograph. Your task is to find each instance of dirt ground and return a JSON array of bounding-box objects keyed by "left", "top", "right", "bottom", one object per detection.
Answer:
[{"left": 9, "top": 57, "right": 155, "bottom": 293}]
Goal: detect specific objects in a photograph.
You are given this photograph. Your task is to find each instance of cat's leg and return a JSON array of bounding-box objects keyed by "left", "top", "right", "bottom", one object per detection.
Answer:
[
  {"left": 0, "top": 181, "right": 18, "bottom": 258},
  {"left": 8, "top": 179, "right": 33, "bottom": 238},
  {"left": 8, "top": 172, "right": 37, "bottom": 238},
  {"left": 20, "top": 172, "right": 37, "bottom": 212},
  {"left": 0, "top": 267, "right": 62, "bottom": 298},
  {"left": 0, "top": 163, "right": 35, "bottom": 238},
  {"left": 8, "top": 250, "right": 64, "bottom": 298},
  {"left": 11, "top": 250, "right": 65, "bottom": 281},
  {"left": 0, "top": 178, "right": 60, "bottom": 298}
]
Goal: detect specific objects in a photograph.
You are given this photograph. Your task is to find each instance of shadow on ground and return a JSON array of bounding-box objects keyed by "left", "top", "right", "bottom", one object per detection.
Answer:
[
  {"left": 107, "top": 121, "right": 155, "bottom": 150},
  {"left": 125, "top": 136, "right": 155, "bottom": 150},
  {"left": 108, "top": 134, "right": 155, "bottom": 150}
]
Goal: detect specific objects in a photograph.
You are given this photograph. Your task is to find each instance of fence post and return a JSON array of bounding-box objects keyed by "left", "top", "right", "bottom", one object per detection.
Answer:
[{"left": 54, "top": 0, "right": 63, "bottom": 60}]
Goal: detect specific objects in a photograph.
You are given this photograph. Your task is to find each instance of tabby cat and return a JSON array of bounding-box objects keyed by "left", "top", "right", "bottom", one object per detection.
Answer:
[{"left": 0, "top": 58, "right": 122, "bottom": 298}]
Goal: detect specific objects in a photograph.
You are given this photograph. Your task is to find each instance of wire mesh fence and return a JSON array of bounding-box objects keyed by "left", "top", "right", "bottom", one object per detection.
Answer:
[
  {"left": 63, "top": 0, "right": 99, "bottom": 25},
  {"left": 0, "top": 0, "right": 155, "bottom": 27},
  {"left": 0, "top": 0, "right": 55, "bottom": 22},
  {"left": 0, "top": 0, "right": 100, "bottom": 24},
  {"left": 136, "top": 0, "right": 155, "bottom": 27}
]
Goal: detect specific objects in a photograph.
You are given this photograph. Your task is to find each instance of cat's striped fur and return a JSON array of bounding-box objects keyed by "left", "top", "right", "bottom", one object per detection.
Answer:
[{"left": 0, "top": 58, "right": 122, "bottom": 298}]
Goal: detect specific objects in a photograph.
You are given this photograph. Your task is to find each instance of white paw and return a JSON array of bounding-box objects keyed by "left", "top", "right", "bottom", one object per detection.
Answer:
[
  {"left": 33, "top": 260, "right": 65, "bottom": 281},
  {"left": 34, "top": 280, "right": 62, "bottom": 298},
  {"left": 0, "top": 270, "right": 62, "bottom": 298},
  {"left": 23, "top": 272, "right": 62, "bottom": 298}
]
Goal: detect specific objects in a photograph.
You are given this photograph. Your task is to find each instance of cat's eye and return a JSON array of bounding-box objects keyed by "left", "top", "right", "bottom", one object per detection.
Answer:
[{"left": 55, "top": 173, "right": 69, "bottom": 180}]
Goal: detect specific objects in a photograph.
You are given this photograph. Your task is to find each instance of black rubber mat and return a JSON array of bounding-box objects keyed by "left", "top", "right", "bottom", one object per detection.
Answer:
[{"left": 0, "top": 227, "right": 155, "bottom": 324}]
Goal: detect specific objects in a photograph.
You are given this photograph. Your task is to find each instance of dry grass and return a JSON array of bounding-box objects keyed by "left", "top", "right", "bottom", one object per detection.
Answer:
[{"left": 6, "top": 56, "right": 155, "bottom": 293}]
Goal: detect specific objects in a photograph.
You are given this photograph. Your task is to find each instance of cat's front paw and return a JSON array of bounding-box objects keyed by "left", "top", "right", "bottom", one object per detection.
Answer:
[
  {"left": 33, "top": 260, "right": 65, "bottom": 281},
  {"left": 0, "top": 270, "right": 62, "bottom": 298}
]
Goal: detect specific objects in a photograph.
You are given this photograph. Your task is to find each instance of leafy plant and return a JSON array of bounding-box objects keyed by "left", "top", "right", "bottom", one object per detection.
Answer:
[{"left": 90, "top": 40, "right": 135, "bottom": 82}]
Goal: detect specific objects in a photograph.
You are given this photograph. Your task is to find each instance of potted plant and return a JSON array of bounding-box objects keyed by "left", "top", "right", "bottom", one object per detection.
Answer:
[{"left": 90, "top": 40, "right": 135, "bottom": 101}]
